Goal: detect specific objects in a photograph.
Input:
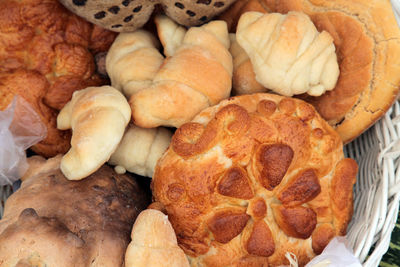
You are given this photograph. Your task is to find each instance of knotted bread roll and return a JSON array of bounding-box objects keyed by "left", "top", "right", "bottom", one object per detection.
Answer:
[
  {"left": 57, "top": 86, "right": 131, "bottom": 180},
  {"left": 236, "top": 11, "right": 339, "bottom": 97},
  {"left": 125, "top": 209, "right": 190, "bottom": 267},
  {"left": 106, "top": 16, "right": 232, "bottom": 128}
]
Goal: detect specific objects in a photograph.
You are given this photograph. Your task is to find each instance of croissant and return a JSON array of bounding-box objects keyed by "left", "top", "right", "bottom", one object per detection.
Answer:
[
  {"left": 229, "top": 34, "right": 265, "bottom": 95},
  {"left": 106, "top": 16, "right": 232, "bottom": 128},
  {"left": 109, "top": 125, "right": 172, "bottom": 178},
  {"left": 125, "top": 209, "right": 190, "bottom": 267},
  {"left": 57, "top": 86, "right": 131, "bottom": 180},
  {"left": 236, "top": 11, "right": 339, "bottom": 97}
]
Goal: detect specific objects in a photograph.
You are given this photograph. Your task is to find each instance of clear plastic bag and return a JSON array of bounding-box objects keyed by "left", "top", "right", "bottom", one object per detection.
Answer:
[{"left": 0, "top": 96, "right": 47, "bottom": 185}]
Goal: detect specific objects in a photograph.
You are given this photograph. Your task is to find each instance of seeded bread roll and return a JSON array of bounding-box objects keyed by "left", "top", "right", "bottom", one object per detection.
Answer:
[{"left": 152, "top": 93, "right": 358, "bottom": 266}]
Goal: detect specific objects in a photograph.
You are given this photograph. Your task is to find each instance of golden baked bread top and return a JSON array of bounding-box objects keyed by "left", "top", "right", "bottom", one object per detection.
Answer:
[
  {"left": 219, "top": 0, "right": 400, "bottom": 143},
  {"left": 0, "top": 0, "right": 116, "bottom": 157},
  {"left": 152, "top": 94, "right": 358, "bottom": 266}
]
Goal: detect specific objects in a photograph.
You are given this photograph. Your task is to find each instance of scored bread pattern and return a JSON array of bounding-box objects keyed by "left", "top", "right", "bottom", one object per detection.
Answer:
[
  {"left": 59, "top": 0, "right": 237, "bottom": 32},
  {"left": 153, "top": 94, "right": 358, "bottom": 266},
  {"left": 106, "top": 16, "right": 233, "bottom": 128}
]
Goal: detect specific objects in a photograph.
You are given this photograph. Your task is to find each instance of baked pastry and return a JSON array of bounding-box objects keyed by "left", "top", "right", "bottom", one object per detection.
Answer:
[
  {"left": 106, "top": 16, "right": 232, "bottom": 128},
  {"left": 0, "top": 0, "right": 116, "bottom": 157},
  {"left": 230, "top": 33, "right": 265, "bottom": 95},
  {"left": 236, "top": 11, "right": 339, "bottom": 97},
  {"left": 59, "top": 0, "right": 237, "bottom": 32},
  {"left": 219, "top": 0, "right": 400, "bottom": 143},
  {"left": 125, "top": 209, "right": 190, "bottom": 267},
  {"left": 152, "top": 93, "right": 358, "bottom": 266},
  {"left": 109, "top": 125, "right": 172, "bottom": 178},
  {"left": 57, "top": 86, "right": 131, "bottom": 180},
  {"left": 0, "top": 155, "right": 149, "bottom": 266}
]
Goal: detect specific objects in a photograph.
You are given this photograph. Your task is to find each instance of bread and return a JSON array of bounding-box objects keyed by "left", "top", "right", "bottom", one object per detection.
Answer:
[
  {"left": 152, "top": 93, "right": 358, "bottom": 266},
  {"left": 57, "top": 86, "right": 131, "bottom": 180},
  {"left": 125, "top": 209, "right": 190, "bottom": 267},
  {"left": 0, "top": 0, "right": 116, "bottom": 157},
  {"left": 109, "top": 125, "right": 173, "bottom": 178},
  {"left": 230, "top": 33, "right": 266, "bottom": 95},
  {"left": 107, "top": 16, "right": 233, "bottom": 128},
  {"left": 219, "top": 0, "right": 400, "bottom": 143},
  {"left": 59, "top": 0, "right": 237, "bottom": 32},
  {"left": 236, "top": 11, "right": 339, "bottom": 97},
  {"left": 0, "top": 155, "right": 149, "bottom": 266}
]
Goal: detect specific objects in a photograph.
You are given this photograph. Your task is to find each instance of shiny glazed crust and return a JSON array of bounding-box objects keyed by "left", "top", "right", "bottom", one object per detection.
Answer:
[
  {"left": 0, "top": 0, "right": 116, "bottom": 157},
  {"left": 219, "top": 0, "right": 400, "bottom": 143},
  {"left": 152, "top": 93, "right": 358, "bottom": 266}
]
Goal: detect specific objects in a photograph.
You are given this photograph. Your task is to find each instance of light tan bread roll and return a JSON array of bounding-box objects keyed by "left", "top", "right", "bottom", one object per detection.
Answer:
[
  {"left": 57, "top": 86, "right": 131, "bottom": 180},
  {"left": 109, "top": 125, "right": 172, "bottom": 178},
  {"left": 229, "top": 33, "right": 265, "bottom": 95},
  {"left": 106, "top": 16, "right": 232, "bottom": 128},
  {"left": 125, "top": 209, "right": 190, "bottom": 267},
  {"left": 236, "top": 11, "right": 339, "bottom": 97},
  {"left": 219, "top": 0, "right": 400, "bottom": 144}
]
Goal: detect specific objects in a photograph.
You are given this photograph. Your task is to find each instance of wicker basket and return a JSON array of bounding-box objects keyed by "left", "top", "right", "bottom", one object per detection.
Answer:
[{"left": 1, "top": 1, "right": 400, "bottom": 266}]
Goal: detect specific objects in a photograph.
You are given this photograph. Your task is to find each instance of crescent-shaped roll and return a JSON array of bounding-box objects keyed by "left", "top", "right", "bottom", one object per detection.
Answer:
[
  {"left": 109, "top": 125, "right": 172, "bottom": 178},
  {"left": 106, "top": 16, "right": 232, "bottom": 128},
  {"left": 57, "top": 86, "right": 131, "bottom": 180},
  {"left": 236, "top": 11, "right": 339, "bottom": 97}
]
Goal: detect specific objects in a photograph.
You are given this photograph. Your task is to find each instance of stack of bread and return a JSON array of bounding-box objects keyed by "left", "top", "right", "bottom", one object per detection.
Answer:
[{"left": 1, "top": 0, "right": 400, "bottom": 266}]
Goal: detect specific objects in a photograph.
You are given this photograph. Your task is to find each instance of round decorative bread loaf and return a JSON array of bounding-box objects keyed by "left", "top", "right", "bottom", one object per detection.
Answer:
[
  {"left": 59, "top": 0, "right": 237, "bottom": 32},
  {"left": 152, "top": 94, "right": 358, "bottom": 266}
]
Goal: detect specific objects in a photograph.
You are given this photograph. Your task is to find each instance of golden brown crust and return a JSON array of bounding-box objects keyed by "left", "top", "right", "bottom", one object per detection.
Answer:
[
  {"left": 0, "top": 0, "right": 116, "bottom": 157},
  {"left": 219, "top": 0, "right": 400, "bottom": 143},
  {"left": 153, "top": 93, "right": 357, "bottom": 266}
]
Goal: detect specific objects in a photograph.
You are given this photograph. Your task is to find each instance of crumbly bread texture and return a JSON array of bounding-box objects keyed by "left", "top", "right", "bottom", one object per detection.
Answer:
[
  {"left": 59, "top": 0, "right": 237, "bottom": 32},
  {"left": 106, "top": 16, "right": 233, "bottom": 128},
  {"left": 0, "top": 0, "right": 116, "bottom": 157},
  {"left": 57, "top": 86, "right": 131, "bottom": 180},
  {"left": 152, "top": 93, "right": 358, "bottom": 266},
  {"left": 125, "top": 209, "right": 190, "bottom": 267},
  {"left": 219, "top": 0, "right": 400, "bottom": 143},
  {"left": 0, "top": 155, "right": 149, "bottom": 267},
  {"left": 236, "top": 11, "right": 339, "bottom": 97},
  {"left": 109, "top": 125, "right": 173, "bottom": 178}
]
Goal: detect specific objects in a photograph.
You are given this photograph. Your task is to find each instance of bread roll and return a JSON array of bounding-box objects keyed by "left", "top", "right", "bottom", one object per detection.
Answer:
[
  {"left": 153, "top": 93, "right": 358, "bottom": 266},
  {"left": 0, "top": 0, "right": 116, "bottom": 157},
  {"left": 106, "top": 16, "right": 233, "bottom": 128},
  {"left": 109, "top": 125, "right": 172, "bottom": 178},
  {"left": 57, "top": 86, "right": 131, "bottom": 180},
  {"left": 125, "top": 209, "right": 190, "bottom": 267},
  {"left": 236, "top": 11, "right": 339, "bottom": 97},
  {"left": 219, "top": 0, "right": 400, "bottom": 144},
  {"left": 0, "top": 155, "right": 149, "bottom": 266}
]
